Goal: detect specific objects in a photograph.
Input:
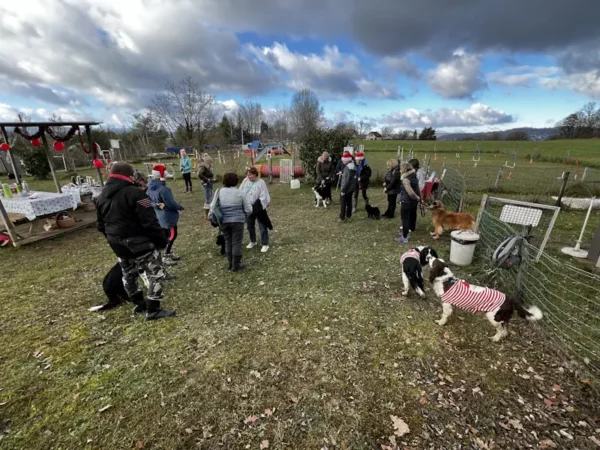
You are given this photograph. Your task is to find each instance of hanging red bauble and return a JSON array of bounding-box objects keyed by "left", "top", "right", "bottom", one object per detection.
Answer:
[
  {"left": 53, "top": 141, "right": 65, "bottom": 151},
  {"left": 31, "top": 138, "right": 41, "bottom": 147},
  {"left": 0, "top": 143, "right": 9, "bottom": 151},
  {"left": 93, "top": 159, "right": 104, "bottom": 169}
]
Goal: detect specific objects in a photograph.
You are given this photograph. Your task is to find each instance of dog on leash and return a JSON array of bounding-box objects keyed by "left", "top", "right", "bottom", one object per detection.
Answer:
[
  {"left": 313, "top": 180, "right": 328, "bottom": 208},
  {"left": 216, "top": 233, "right": 226, "bottom": 255},
  {"left": 428, "top": 258, "right": 542, "bottom": 341},
  {"left": 88, "top": 263, "right": 129, "bottom": 312},
  {"left": 400, "top": 246, "right": 438, "bottom": 297},
  {"left": 429, "top": 200, "right": 475, "bottom": 239}
]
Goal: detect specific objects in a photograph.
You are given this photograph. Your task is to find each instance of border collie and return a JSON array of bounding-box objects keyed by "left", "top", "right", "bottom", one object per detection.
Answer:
[
  {"left": 428, "top": 258, "right": 542, "bottom": 341},
  {"left": 313, "top": 180, "right": 328, "bottom": 208},
  {"left": 400, "top": 246, "right": 438, "bottom": 297},
  {"left": 365, "top": 202, "right": 381, "bottom": 219}
]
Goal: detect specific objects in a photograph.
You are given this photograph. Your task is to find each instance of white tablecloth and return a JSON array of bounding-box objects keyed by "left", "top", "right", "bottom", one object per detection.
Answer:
[
  {"left": 61, "top": 184, "right": 102, "bottom": 200},
  {"left": 1, "top": 191, "right": 79, "bottom": 220}
]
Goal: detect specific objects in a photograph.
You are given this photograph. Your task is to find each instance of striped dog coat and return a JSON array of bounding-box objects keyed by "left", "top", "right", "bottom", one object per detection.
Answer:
[
  {"left": 400, "top": 249, "right": 421, "bottom": 265},
  {"left": 441, "top": 280, "right": 506, "bottom": 312}
]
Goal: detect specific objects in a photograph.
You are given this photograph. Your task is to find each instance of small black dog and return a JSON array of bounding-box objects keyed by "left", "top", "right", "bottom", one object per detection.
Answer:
[
  {"left": 216, "top": 233, "right": 226, "bottom": 255},
  {"left": 89, "top": 263, "right": 128, "bottom": 311},
  {"left": 365, "top": 202, "right": 381, "bottom": 219}
]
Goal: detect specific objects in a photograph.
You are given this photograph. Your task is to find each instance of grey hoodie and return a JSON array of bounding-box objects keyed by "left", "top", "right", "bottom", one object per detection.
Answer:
[{"left": 340, "top": 162, "right": 358, "bottom": 194}]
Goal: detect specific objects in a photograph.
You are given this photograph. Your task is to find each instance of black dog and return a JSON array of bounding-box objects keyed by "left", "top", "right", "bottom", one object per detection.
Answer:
[
  {"left": 313, "top": 180, "right": 328, "bottom": 208},
  {"left": 399, "top": 246, "right": 438, "bottom": 298},
  {"left": 365, "top": 202, "right": 381, "bottom": 219},
  {"left": 89, "top": 263, "right": 128, "bottom": 311},
  {"left": 216, "top": 233, "right": 226, "bottom": 255}
]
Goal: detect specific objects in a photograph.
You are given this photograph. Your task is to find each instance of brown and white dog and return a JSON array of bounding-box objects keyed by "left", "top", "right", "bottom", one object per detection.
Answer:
[
  {"left": 428, "top": 258, "right": 542, "bottom": 341},
  {"left": 428, "top": 200, "right": 475, "bottom": 239}
]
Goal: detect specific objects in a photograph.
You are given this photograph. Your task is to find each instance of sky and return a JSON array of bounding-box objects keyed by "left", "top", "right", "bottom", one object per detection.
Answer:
[{"left": 0, "top": 0, "right": 599, "bottom": 133}]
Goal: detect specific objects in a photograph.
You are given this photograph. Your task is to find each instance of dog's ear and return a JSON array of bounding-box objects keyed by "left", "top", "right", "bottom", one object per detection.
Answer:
[{"left": 429, "top": 260, "right": 443, "bottom": 282}]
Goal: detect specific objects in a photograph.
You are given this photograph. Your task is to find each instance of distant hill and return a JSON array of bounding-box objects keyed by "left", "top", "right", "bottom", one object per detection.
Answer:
[{"left": 437, "top": 127, "right": 558, "bottom": 141}]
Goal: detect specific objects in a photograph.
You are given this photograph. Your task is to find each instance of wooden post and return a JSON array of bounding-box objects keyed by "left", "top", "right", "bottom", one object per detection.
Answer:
[
  {"left": 556, "top": 171, "right": 570, "bottom": 207},
  {"left": 493, "top": 166, "right": 504, "bottom": 189},
  {"left": 0, "top": 127, "right": 22, "bottom": 186},
  {"left": 581, "top": 167, "right": 588, "bottom": 182},
  {"left": 0, "top": 200, "right": 20, "bottom": 247},
  {"left": 86, "top": 125, "right": 103, "bottom": 186},
  {"left": 40, "top": 129, "right": 62, "bottom": 193},
  {"left": 475, "top": 194, "right": 488, "bottom": 232},
  {"left": 268, "top": 154, "right": 273, "bottom": 184},
  {"left": 291, "top": 147, "right": 296, "bottom": 179}
]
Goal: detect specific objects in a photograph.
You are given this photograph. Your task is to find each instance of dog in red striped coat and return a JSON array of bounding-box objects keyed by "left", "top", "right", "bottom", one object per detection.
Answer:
[{"left": 428, "top": 258, "right": 542, "bottom": 342}]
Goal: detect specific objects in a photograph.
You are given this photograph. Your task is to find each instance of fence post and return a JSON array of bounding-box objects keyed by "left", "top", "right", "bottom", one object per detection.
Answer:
[
  {"left": 493, "top": 166, "right": 504, "bottom": 189},
  {"left": 291, "top": 147, "right": 296, "bottom": 179},
  {"left": 581, "top": 167, "right": 588, "bottom": 182},
  {"left": 556, "top": 171, "right": 570, "bottom": 207},
  {"left": 268, "top": 155, "right": 273, "bottom": 184},
  {"left": 475, "top": 194, "right": 488, "bottom": 232}
]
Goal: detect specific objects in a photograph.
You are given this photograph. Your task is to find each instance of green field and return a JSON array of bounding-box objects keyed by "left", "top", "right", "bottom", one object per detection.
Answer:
[{"left": 1, "top": 141, "right": 599, "bottom": 449}]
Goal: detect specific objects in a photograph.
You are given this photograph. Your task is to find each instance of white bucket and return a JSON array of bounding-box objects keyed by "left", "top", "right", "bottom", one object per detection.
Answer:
[
  {"left": 290, "top": 179, "right": 300, "bottom": 189},
  {"left": 450, "top": 230, "right": 480, "bottom": 266}
]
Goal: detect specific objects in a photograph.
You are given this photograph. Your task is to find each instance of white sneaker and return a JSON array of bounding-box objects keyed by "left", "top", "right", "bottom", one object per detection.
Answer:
[
  {"left": 261, "top": 245, "right": 269, "bottom": 253},
  {"left": 247, "top": 242, "right": 257, "bottom": 249}
]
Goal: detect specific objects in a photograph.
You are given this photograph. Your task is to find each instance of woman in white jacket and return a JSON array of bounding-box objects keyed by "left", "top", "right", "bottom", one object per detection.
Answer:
[{"left": 240, "top": 166, "right": 271, "bottom": 253}]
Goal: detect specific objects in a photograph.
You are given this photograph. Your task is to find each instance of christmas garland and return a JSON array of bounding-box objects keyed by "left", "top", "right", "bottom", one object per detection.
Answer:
[
  {"left": 45, "top": 125, "right": 78, "bottom": 142},
  {"left": 76, "top": 127, "right": 92, "bottom": 154},
  {"left": 14, "top": 126, "right": 44, "bottom": 140}
]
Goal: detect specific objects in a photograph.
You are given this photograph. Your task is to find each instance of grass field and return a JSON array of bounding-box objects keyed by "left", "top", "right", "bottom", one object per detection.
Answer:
[{"left": 1, "top": 141, "right": 600, "bottom": 449}]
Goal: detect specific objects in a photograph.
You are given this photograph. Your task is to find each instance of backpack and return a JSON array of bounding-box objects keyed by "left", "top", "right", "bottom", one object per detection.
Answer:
[{"left": 492, "top": 236, "right": 523, "bottom": 269}]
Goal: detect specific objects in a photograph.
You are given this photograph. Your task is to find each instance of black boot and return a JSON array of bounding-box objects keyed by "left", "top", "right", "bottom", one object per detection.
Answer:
[
  {"left": 232, "top": 255, "right": 246, "bottom": 272},
  {"left": 227, "top": 253, "right": 233, "bottom": 271},
  {"left": 145, "top": 300, "right": 176, "bottom": 321},
  {"left": 130, "top": 291, "right": 147, "bottom": 314}
]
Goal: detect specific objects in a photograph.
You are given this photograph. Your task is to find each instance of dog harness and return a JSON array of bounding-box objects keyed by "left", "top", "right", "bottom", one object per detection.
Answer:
[
  {"left": 400, "top": 249, "right": 421, "bottom": 265},
  {"left": 441, "top": 280, "right": 506, "bottom": 312}
]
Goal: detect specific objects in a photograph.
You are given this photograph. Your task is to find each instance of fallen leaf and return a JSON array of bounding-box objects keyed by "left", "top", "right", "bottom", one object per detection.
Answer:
[
  {"left": 287, "top": 393, "right": 299, "bottom": 404},
  {"left": 552, "top": 384, "right": 562, "bottom": 392},
  {"left": 508, "top": 419, "right": 523, "bottom": 431},
  {"left": 244, "top": 415, "right": 259, "bottom": 424},
  {"left": 98, "top": 405, "right": 112, "bottom": 413},
  {"left": 136, "top": 442, "right": 144, "bottom": 449},
  {"left": 72, "top": 392, "right": 80, "bottom": 400},
  {"left": 390, "top": 415, "right": 410, "bottom": 437},
  {"left": 282, "top": 319, "right": 289, "bottom": 326},
  {"left": 185, "top": 428, "right": 193, "bottom": 434},
  {"left": 94, "top": 340, "right": 107, "bottom": 346},
  {"left": 180, "top": 369, "right": 188, "bottom": 375},
  {"left": 250, "top": 370, "right": 261, "bottom": 379},
  {"left": 419, "top": 396, "right": 428, "bottom": 405},
  {"left": 264, "top": 408, "right": 273, "bottom": 417},
  {"left": 474, "top": 438, "right": 489, "bottom": 450},
  {"left": 443, "top": 332, "right": 450, "bottom": 340},
  {"left": 259, "top": 281, "right": 265, "bottom": 286},
  {"left": 260, "top": 440, "right": 269, "bottom": 449},
  {"left": 544, "top": 399, "right": 553, "bottom": 408},
  {"left": 539, "top": 439, "right": 557, "bottom": 449},
  {"left": 589, "top": 436, "right": 600, "bottom": 446},
  {"left": 559, "top": 430, "right": 574, "bottom": 440}
]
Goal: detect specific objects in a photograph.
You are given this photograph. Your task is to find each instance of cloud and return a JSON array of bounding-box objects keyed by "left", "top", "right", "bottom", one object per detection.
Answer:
[
  {"left": 381, "top": 103, "right": 515, "bottom": 128},
  {"left": 539, "top": 70, "right": 600, "bottom": 99},
  {"left": 428, "top": 50, "right": 486, "bottom": 99},
  {"left": 0, "top": 103, "right": 85, "bottom": 122},
  {"left": 249, "top": 42, "right": 401, "bottom": 99},
  {"left": 382, "top": 57, "right": 422, "bottom": 79},
  {"left": 487, "top": 66, "right": 561, "bottom": 88}
]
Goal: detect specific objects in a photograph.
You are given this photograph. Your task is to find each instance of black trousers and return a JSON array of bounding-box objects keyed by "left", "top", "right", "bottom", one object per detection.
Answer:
[
  {"left": 401, "top": 203, "right": 418, "bottom": 238},
  {"left": 384, "top": 194, "right": 397, "bottom": 218},
  {"left": 323, "top": 181, "right": 332, "bottom": 201},
  {"left": 183, "top": 173, "right": 192, "bottom": 191},
  {"left": 221, "top": 222, "right": 244, "bottom": 263},
  {"left": 340, "top": 193, "right": 353, "bottom": 220},
  {"left": 353, "top": 187, "right": 369, "bottom": 208},
  {"left": 165, "top": 225, "right": 178, "bottom": 255}
]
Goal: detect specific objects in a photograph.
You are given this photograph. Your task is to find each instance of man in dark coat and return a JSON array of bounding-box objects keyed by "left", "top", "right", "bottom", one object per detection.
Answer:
[{"left": 96, "top": 162, "right": 176, "bottom": 320}]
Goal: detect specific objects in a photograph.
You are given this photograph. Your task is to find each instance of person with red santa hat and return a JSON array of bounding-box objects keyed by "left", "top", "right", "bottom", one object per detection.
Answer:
[
  {"left": 338, "top": 151, "right": 358, "bottom": 222},
  {"left": 147, "top": 164, "right": 184, "bottom": 266},
  {"left": 352, "top": 151, "right": 372, "bottom": 213}
]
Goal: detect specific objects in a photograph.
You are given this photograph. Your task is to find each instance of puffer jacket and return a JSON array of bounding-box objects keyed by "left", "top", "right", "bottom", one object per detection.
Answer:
[
  {"left": 384, "top": 167, "right": 401, "bottom": 196},
  {"left": 356, "top": 160, "right": 372, "bottom": 189},
  {"left": 400, "top": 169, "right": 420, "bottom": 206},
  {"left": 197, "top": 162, "right": 214, "bottom": 184},
  {"left": 146, "top": 178, "right": 184, "bottom": 229},
  {"left": 340, "top": 162, "right": 358, "bottom": 194},
  {"left": 96, "top": 174, "right": 167, "bottom": 258},
  {"left": 316, "top": 158, "right": 334, "bottom": 183}
]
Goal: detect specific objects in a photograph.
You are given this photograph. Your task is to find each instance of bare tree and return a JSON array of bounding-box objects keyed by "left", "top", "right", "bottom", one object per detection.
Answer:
[
  {"left": 150, "top": 77, "right": 215, "bottom": 147},
  {"left": 290, "top": 88, "right": 323, "bottom": 139},
  {"left": 356, "top": 120, "right": 370, "bottom": 136},
  {"left": 380, "top": 126, "right": 394, "bottom": 137},
  {"left": 270, "top": 106, "right": 291, "bottom": 142},
  {"left": 239, "top": 101, "right": 263, "bottom": 140}
]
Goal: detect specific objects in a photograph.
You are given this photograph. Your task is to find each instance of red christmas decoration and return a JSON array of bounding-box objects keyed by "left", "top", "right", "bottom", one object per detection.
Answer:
[
  {"left": 93, "top": 159, "right": 104, "bottom": 169},
  {"left": 31, "top": 138, "right": 41, "bottom": 147},
  {"left": 0, "top": 143, "right": 9, "bottom": 151},
  {"left": 53, "top": 141, "right": 65, "bottom": 151}
]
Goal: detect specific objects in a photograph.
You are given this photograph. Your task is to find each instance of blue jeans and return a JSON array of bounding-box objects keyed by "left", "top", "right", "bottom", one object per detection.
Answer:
[
  {"left": 247, "top": 213, "right": 269, "bottom": 246},
  {"left": 203, "top": 181, "right": 214, "bottom": 205}
]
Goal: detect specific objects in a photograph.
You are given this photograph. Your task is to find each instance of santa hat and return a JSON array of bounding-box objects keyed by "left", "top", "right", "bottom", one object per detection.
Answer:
[
  {"left": 152, "top": 164, "right": 169, "bottom": 180},
  {"left": 355, "top": 151, "right": 364, "bottom": 161},
  {"left": 341, "top": 151, "right": 353, "bottom": 164}
]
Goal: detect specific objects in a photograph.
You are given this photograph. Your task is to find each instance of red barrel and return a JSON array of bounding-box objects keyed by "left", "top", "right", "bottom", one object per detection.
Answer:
[{"left": 259, "top": 166, "right": 303, "bottom": 178}]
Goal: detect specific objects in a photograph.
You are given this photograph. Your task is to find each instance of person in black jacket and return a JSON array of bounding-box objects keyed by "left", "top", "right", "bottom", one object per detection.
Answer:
[
  {"left": 382, "top": 159, "right": 401, "bottom": 218},
  {"left": 96, "top": 162, "right": 175, "bottom": 321},
  {"left": 352, "top": 151, "right": 371, "bottom": 212}
]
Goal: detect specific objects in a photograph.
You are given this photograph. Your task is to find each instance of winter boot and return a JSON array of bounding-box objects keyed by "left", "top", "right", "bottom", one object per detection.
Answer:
[
  {"left": 226, "top": 253, "right": 233, "bottom": 271},
  {"left": 130, "top": 291, "right": 147, "bottom": 314},
  {"left": 203, "top": 209, "right": 210, "bottom": 221},
  {"left": 145, "top": 300, "right": 176, "bottom": 321},
  {"left": 163, "top": 254, "right": 178, "bottom": 266},
  {"left": 231, "top": 255, "right": 246, "bottom": 272},
  {"left": 166, "top": 253, "right": 181, "bottom": 261}
]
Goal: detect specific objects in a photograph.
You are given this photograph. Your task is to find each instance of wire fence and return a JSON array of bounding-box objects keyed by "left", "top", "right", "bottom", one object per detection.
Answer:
[{"left": 474, "top": 196, "right": 600, "bottom": 381}]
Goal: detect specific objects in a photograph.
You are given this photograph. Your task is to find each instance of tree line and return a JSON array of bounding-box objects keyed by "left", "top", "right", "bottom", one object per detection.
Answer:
[{"left": 552, "top": 102, "right": 600, "bottom": 139}]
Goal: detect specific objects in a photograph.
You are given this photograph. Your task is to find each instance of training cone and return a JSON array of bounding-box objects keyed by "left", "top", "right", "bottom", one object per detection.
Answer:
[
  {"left": 458, "top": 161, "right": 462, "bottom": 167},
  {"left": 507, "top": 172, "right": 513, "bottom": 180},
  {"left": 529, "top": 158, "right": 533, "bottom": 164},
  {"left": 434, "top": 153, "right": 437, "bottom": 160}
]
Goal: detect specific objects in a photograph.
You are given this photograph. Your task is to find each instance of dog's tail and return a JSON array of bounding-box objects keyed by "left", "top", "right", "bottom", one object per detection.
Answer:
[
  {"left": 406, "top": 267, "right": 424, "bottom": 292},
  {"left": 514, "top": 301, "right": 543, "bottom": 321}
]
